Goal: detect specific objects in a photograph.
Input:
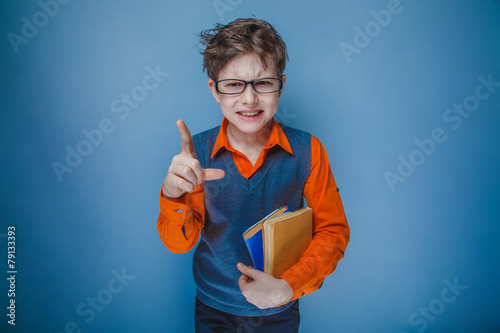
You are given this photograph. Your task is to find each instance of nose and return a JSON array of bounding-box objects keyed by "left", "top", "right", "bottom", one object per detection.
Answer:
[{"left": 241, "top": 83, "right": 258, "bottom": 105}]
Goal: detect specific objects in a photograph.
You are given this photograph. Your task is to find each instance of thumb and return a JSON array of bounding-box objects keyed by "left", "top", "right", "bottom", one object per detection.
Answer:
[
  {"left": 203, "top": 168, "right": 225, "bottom": 181},
  {"left": 237, "top": 262, "right": 258, "bottom": 279}
]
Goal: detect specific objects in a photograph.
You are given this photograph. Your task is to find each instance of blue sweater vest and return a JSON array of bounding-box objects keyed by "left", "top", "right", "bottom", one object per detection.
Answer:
[{"left": 192, "top": 123, "right": 311, "bottom": 316}]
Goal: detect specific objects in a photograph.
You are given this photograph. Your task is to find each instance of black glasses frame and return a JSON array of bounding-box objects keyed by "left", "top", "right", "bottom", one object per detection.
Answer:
[{"left": 215, "top": 77, "right": 283, "bottom": 95}]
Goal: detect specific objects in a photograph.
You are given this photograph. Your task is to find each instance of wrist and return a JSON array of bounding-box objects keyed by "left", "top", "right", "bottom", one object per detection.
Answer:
[
  {"left": 278, "top": 278, "right": 293, "bottom": 304},
  {"left": 161, "top": 186, "right": 185, "bottom": 201}
]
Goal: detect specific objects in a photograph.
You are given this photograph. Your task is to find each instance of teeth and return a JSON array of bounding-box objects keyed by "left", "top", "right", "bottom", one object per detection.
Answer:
[{"left": 240, "top": 111, "right": 260, "bottom": 116}]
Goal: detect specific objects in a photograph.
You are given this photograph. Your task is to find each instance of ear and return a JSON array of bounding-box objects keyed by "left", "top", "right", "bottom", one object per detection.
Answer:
[
  {"left": 278, "top": 74, "right": 287, "bottom": 98},
  {"left": 208, "top": 79, "right": 221, "bottom": 103}
]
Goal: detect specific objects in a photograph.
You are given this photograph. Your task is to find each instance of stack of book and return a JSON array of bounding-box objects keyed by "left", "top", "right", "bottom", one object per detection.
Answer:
[{"left": 243, "top": 206, "right": 313, "bottom": 278}]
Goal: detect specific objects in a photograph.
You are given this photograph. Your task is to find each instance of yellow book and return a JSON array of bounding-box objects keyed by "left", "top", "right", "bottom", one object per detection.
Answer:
[
  {"left": 243, "top": 207, "right": 313, "bottom": 278},
  {"left": 262, "top": 207, "right": 313, "bottom": 278}
]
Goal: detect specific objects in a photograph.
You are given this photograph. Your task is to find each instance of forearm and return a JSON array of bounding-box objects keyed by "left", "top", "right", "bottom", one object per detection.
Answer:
[
  {"left": 280, "top": 223, "right": 349, "bottom": 300},
  {"left": 279, "top": 135, "right": 350, "bottom": 300},
  {"left": 156, "top": 185, "right": 205, "bottom": 253}
]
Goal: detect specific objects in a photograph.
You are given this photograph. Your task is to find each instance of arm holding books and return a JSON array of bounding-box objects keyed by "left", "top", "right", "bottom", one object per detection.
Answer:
[
  {"left": 279, "top": 136, "right": 350, "bottom": 301},
  {"left": 236, "top": 137, "right": 349, "bottom": 308}
]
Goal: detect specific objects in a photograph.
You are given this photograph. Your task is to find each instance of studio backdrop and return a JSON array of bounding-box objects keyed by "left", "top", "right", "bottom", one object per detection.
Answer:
[{"left": 1, "top": 0, "right": 499, "bottom": 332}]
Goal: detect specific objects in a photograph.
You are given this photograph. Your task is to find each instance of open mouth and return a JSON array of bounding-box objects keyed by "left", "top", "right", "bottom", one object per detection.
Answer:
[{"left": 237, "top": 110, "right": 263, "bottom": 117}]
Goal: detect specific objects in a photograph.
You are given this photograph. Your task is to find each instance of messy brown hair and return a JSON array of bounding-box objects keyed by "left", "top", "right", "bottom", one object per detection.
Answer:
[{"left": 199, "top": 18, "right": 289, "bottom": 81}]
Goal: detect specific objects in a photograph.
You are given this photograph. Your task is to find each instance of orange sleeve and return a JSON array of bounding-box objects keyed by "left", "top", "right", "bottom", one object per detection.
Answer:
[
  {"left": 156, "top": 184, "right": 206, "bottom": 253},
  {"left": 280, "top": 135, "right": 350, "bottom": 301}
]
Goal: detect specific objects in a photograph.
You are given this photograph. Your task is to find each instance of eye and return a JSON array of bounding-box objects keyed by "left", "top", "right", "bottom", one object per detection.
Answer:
[
  {"left": 224, "top": 81, "right": 244, "bottom": 88},
  {"left": 254, "top": 80, "right": 271, "bottom": 86}
]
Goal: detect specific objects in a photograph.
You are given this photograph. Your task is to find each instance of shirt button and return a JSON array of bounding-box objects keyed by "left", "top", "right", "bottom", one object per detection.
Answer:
[{"left": 176, "top": 209, "right": 183, "bottom": 213}]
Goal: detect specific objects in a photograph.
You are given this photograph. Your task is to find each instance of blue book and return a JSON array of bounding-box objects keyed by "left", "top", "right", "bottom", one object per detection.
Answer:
[{"left": 242, "top": 206, "right": 289, "bottom": 271}]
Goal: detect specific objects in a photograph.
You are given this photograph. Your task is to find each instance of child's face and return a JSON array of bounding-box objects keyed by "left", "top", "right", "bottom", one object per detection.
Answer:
[{"left": 208, "top": 53, "right": 286, "bottom": 139}]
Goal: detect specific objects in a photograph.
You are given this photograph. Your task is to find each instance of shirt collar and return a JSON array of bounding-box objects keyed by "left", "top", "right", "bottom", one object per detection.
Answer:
[{"left": 211, "top": 118, "right": 293, "bottom": 159}]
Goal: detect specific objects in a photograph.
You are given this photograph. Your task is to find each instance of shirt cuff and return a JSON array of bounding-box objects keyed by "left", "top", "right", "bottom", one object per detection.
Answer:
[
  {"left": 159, "top": 186, "right": 191, "bottom": 226},
  {"left": 280, "top": 269, "right": 315, "bottom": 301}
]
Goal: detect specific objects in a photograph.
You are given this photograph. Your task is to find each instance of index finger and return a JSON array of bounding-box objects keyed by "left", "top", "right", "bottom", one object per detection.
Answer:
[{"left": 176, "top": 119, "right": 196, "bottom": 158}]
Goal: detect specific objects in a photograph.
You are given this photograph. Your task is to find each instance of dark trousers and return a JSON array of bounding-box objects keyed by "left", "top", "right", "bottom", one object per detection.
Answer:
[{"left": 194, "top": 297, "right": 300, "bottom": 333}]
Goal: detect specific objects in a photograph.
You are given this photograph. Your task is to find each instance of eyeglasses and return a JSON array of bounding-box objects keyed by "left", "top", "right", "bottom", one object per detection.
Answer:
[{"left": 215, "top": 78, "right": 283, "bottom": 95}]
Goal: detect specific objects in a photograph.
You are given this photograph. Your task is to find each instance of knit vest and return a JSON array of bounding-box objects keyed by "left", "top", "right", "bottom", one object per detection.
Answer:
[{"left": 192, "top": 123, "right": 311, "bottom": 316}]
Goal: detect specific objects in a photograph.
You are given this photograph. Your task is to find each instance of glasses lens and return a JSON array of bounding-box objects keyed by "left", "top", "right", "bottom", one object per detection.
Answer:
[
  {"left": 216, "top": 78, "right": 282, "bottom": 94},
  {"left": 253, "top": 78, "right": 282, "bottom": 93},
  {"left": 217, "top": 80, "right": 246, "bottom": 94}
]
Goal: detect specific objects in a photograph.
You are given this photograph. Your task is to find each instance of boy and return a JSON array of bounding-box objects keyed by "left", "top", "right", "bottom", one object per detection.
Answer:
[{"left": 157, "top": 18, "right": 349, "bottom": 332}]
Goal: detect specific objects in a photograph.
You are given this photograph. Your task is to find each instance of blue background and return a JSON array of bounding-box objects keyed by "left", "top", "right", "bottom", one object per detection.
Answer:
[{"left": 1, "top": 0, "right": 499, "bottom": 332}]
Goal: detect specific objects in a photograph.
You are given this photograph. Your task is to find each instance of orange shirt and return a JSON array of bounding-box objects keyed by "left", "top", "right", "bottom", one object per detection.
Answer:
[{"left": 157, "top": 118, "right": 350, "bottom": 301}]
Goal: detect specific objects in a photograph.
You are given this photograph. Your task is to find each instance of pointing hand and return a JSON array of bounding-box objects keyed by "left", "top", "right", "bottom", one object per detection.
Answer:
[{"left": 162, "top": 120, "right": 225, "bottom": 199}]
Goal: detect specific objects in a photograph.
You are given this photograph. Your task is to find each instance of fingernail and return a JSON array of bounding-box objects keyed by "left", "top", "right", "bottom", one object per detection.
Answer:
[{"left": 237, "top": 263, "right": 243, "bottom": 268}]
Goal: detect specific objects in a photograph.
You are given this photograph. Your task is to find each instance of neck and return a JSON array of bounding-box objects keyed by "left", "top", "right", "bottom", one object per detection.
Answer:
[{"left": 226, "top": 119, "right": 273, "bottom": 153}]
